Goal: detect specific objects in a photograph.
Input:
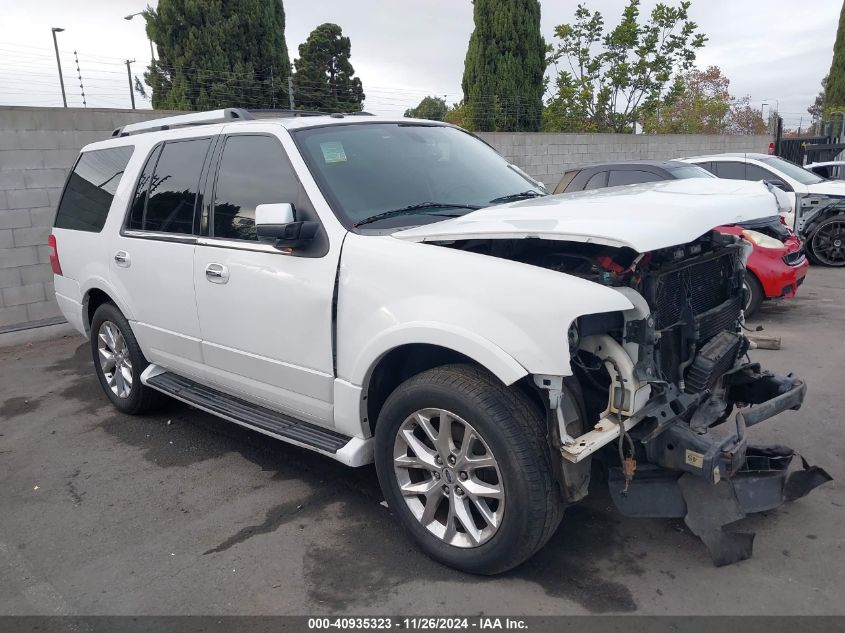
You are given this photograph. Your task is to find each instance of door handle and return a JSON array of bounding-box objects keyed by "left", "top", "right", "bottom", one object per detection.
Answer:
[
  {"left": 205, "top": 263, "right": 229, "bottom": 284},
  {"left": 114, "top": 250, "right": 131, "bottom": 267}
]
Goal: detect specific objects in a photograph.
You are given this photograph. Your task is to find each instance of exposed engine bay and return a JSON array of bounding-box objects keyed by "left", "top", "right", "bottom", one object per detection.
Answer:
[{"left": 436, "top": 231, "right": 831, "bottom": 566}]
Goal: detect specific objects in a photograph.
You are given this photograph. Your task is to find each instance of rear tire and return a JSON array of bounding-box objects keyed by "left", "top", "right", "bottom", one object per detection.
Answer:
[
  {"left": 743, "top": 271, "right": 764, "bottom": 318},
  {"left": 90, "top": 302, "right": 164, "bottom": 415},
  {"left": 374, "top": 364, "right": 562, "bottom": 575}
]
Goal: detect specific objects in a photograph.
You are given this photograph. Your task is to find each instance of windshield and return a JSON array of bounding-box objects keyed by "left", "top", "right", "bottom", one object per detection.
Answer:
[
  {"left": 666, "top": 164, "right": 715, "bottom": 179},
  {"left": 293, "top": 123, "right": 541, "bottom": 229},
  {"left": 759, "top": 157, "right": 825, "bottom": 185}
]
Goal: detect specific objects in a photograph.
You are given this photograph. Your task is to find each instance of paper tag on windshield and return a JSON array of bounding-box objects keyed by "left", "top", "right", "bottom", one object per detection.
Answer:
[{"left": 320, "top": 141, "right": 347, "bottom": 164}]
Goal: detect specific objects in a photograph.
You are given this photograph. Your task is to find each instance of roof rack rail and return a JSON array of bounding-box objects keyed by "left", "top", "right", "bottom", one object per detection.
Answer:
[
  {"left": 248, "top": 108, "right": 375, "bottom": 118},
  {"left": 112, "top": 108, "right": 254, "bottom": 137}
]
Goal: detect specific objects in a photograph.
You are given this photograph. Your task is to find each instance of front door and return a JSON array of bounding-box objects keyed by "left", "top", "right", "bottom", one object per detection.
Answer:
[{"left": 192, "top": 132, "right": 340, "bottom": 427}]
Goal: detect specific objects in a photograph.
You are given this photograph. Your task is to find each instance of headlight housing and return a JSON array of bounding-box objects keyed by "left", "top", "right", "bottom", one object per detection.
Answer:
[{"left": 741, "top": 229, "right": 784, "bottom": 249}]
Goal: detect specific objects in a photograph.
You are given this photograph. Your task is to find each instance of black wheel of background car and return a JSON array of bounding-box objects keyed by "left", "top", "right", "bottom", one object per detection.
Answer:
[
  {"left": 807, "top": 214, "right": 845, "bottom": 267},
  {"left": 90, "top": 302, "right": 165, "bottom": 415},
  {"left": 743, "top": 271, "right": 764, "bottom": 317},
  {"left": 374, "top": 363, "right": 563, "bottom": 575}
]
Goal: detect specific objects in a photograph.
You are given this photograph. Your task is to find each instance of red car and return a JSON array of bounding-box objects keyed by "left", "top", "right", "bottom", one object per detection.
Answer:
[{"left": 717, "top": 222, "right": 808, "bottom": 316}]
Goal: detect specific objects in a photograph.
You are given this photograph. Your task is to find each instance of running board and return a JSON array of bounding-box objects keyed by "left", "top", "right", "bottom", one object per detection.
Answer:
[{"left": 141, "top": 367, "right": 373, "bottom": 466}]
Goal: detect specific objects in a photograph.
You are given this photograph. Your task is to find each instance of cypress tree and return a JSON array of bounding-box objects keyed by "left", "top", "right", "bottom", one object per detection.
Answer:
[
  {"left": 293, "top": 23, "right": 365, "bottom": 112},
  {"left": 144, "top": 0, "right": 290, "bottom": 111},
  {"left": 825, "top": 1, "right": 845, "bottom": 109},
  {"left": 462, "top": 0, "right": 545, "bottom": 132}
]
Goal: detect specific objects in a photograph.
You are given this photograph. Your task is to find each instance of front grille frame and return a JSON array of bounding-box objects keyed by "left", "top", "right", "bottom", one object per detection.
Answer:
[{"left": 644, "top": 244, "right": 745, "bottom": 383}]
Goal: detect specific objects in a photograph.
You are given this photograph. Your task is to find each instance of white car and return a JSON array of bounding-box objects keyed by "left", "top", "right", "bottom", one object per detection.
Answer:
[
  {"left": 50, "top": 110, "right": 827, "bottom": 572},
  {"left": 681, "top": 153, "right": 845, "bottom": 266}
]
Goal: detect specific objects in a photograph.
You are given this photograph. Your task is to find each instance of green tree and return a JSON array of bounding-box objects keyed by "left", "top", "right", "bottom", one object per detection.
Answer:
[
  {"left": 462, "top": 0, "right": 546, "bottom": 132},
  {"left": 546, "top": 0, "right": 706, "bottom": 133},
  {"left": 825, "top": 2, "right": 845, "bottom": 110},
  {"left": 144, "top": 0, "right": 291, "bottom": 111},
  {"left": 293, "top": 23, "right": 364, "bottom": 112},
  {"left": 404, "top": 96, "right": 449, "bottom": 121},
  {"left": 642, "top": 66, "right": 730, "bottom": 133}
]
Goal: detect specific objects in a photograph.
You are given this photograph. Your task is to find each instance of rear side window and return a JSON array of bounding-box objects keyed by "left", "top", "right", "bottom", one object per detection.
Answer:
[
  {"left": 608, "top": 170, "right": 663, "bottom": 186},
  {"left": 127, "top": 138, "right": 211, "bottom": 234},
  {"left": 583, "top": 171, "right": 608, "bottom": 190},
  {"left": 713, "top": 161, "right": 746, "bottom": 180},
  {"left": 213, "top": 135, "right": 303, "bottom": 241},
  {"left": 54, "top": 146, "right": 134, "bottom": 232}
]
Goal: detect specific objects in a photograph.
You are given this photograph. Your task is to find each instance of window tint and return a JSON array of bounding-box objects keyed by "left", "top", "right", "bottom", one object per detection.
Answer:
[
  {"left": 693, "top": 161, "right": 715, "bottom": 175},
  {"left": 127, "top": 145, "right": 162, "bottom": 231},
  {"left": 54, "top": 146, "right": 134, "bottom": 232},
  {"left": 129, "top": 138, "right": 210, "bottom": 234},
  {"left": 608, "top": 170, "right": 663, "bottom": 186},
  {"left": 714, "top": 162, "right": 746, "bottom": 180},
  {"left": 745, "top": 164, "right": 778, "bottom": 182},
  {"left": 213, "top": 135, "right": 301, "bottom": 240},
  {"left": 666, "top": 164, "right": 715, "bottom": 179},
  {"left": 583, "top": 171, "right": 608, "bottom": 190}
]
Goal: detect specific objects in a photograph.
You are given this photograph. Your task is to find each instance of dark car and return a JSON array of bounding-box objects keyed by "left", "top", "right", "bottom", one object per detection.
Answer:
[
  {"left": 553, "top": 160, "right": 715, "bottom": 194},
  {"left": 554, "top": 160, "right": 808, "bottom": 316}
]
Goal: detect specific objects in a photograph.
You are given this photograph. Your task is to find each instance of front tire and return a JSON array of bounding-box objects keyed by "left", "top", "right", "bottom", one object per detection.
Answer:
[
  {"left": 90, "top": 302, "right": 163, "bottom": 415},
  {"left": 806, "top": 214, "right": 845, "bottom": 266},
  {"left": 374, "top": 364, "right": 562, "bottom": 575}
]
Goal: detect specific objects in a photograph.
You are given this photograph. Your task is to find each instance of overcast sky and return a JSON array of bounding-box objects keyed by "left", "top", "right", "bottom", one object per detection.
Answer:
[{"left": 0, "top": 0, "right": 840, "bottom": 129}]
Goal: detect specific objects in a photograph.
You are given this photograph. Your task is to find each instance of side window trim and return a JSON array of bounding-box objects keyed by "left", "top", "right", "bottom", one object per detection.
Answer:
[{"left": 121, "top": 137, "right": 212, "bottom": 239}]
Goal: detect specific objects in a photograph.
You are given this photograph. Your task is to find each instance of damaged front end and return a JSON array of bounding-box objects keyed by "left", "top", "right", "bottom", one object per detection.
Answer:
[{"left": 536, "top": 231, "right": 831, "bottom": 566}]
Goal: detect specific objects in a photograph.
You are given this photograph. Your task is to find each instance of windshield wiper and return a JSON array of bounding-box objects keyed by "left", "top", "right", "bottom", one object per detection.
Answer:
[
  {"left": 353, "top": 202, "right": 483, "bottom": 228},
  {"left": 488, "top": 190, "right": 545, "bottom": 204}
]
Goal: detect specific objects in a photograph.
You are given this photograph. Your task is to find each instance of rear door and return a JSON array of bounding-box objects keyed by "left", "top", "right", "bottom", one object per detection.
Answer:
[
  {"left": 192, "top": 129, "right": 339, "bottom": 427},
  {"left": 110, "top": 136, "right": 214, "bottom": 381}
]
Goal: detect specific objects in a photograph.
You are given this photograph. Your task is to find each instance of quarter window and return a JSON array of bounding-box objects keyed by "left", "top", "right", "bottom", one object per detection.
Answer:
[
  {"left": 212, "top": 135, "right": 311, "bottom": 240},
  {"left": 128, "top": 138, "right": 211, "bottom": 234},
  {"left": 54, "top": 146, "right": 134, "bottom": 232}
]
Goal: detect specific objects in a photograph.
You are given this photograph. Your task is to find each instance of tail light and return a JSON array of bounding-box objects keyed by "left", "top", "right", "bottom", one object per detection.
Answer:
[
  {"left": 48, "top": 234, "right": 62, "bottom": 275},
  {"left": 768, "top": 142, "right": 775, "bottom": 155}
]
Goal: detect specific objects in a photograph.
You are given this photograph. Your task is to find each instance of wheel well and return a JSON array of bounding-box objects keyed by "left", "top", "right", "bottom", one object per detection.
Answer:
[
  {"left": 84, "top": 288, "right": 114, "bottom": 333},
  {"left": 363, "top": 343, "right": 546, "bottom": 435}
]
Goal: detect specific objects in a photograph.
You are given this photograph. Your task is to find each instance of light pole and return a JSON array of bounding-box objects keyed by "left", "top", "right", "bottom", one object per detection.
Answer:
[
  {"left": 124, "top": 12, "right": 154, "bottom": 62},
  {"left": 51, "top": 27, "right": 67, "bottom": 108}
]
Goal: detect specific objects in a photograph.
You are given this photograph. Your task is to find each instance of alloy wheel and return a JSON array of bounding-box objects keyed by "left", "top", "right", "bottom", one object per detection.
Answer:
[
  {"left": 811, "top": 220, "right": 845, "bottom": 266},
  {"left": 97, "top": 321, "right": 133, "bottom": 399},
  {"left": 393, "top": 408, "right": 504, "bottom": 548}
]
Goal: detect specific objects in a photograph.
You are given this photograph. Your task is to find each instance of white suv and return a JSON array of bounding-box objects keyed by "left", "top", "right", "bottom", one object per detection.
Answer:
[
  {"left": 50, "top": 109, "right": 827, "bottom": 572},
  {"left": 681, "top": 153, "right": 845, "bottom": 266}
]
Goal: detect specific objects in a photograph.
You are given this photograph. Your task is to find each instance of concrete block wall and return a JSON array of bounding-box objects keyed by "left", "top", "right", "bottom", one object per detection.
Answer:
[
  {"left": 0, "top": 106, "right": 182, "bottom": 329},
  {"left": 476, "top": 132, "right": 771, "bottom": 189},
  {"left": 0, "top": 105, "right": 771, "bottom": 330}
]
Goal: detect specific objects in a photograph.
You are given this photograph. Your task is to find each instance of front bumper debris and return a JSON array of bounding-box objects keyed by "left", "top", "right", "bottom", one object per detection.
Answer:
[{"left": 607, "top": 367, "right": 831, "bottom": 566}]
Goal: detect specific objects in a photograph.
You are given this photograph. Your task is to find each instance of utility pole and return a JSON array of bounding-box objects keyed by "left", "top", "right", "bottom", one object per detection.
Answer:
[
  {"left": 125, "top": 59, "right": 136, "bottom": 110},
  {"left": 51, "top": 27, "right": 67, "bottom": 108}
]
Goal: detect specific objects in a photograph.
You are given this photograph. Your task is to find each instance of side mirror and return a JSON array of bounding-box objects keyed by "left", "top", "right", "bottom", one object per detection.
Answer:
[{"left": 255, "top": 203, "right": 319, "bottom": 249}]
